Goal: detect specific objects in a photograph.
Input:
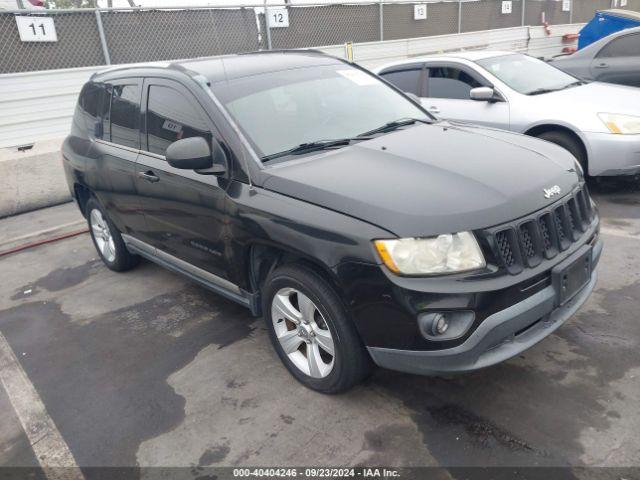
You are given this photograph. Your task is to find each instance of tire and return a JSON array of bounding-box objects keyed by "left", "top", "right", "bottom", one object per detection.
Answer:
[
  {"left": 86, "top": 198, "right": 140, "bottom": 272},
  {"left": 537, "top": 131, "right": 588, "bottom": 176},
  {"left": 263, "top": 264, "right": 371, "bottom": 394}
]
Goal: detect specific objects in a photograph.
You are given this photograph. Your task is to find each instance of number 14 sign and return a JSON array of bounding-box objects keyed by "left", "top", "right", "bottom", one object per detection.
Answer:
[{"left": 15, "top": 16, "right": 58, "bottom": 42}]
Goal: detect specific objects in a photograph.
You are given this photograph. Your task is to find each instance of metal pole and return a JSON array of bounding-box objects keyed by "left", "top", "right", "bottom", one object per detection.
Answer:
[
  {"left": 569, "top": 0, "right": 573, "bottom": 23},
  {"left": 522, "top": 0, "right": 526, "bottom": 26},
  {"left": 95, "top": 10, "right": 111, "bottom": 66},
  {"left": 379, "top": 0, "right": 384, "bottom": 41},
  {"left": 458, "top": 0, "right": 462, "bottom": 34},
  {"left": 264, "top": 0, "right": 272, "bottom": 50}
]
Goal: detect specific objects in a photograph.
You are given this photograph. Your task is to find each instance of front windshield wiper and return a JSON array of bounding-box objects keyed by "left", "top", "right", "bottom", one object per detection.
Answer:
[
  {"left": 527, "top": 81, "right": 585, "bottom": 96},
  {"left": 356, "top": 117, "right": 429, "bottom": 137},
  {"left": 261, "top": 137, "right": 369, "bottom": 162},
  {"left": 527, "top": 87, "right": 560, "bottom": 96},
  {"left": 559, "top": 80, "right": 586, "bottom": 90}
]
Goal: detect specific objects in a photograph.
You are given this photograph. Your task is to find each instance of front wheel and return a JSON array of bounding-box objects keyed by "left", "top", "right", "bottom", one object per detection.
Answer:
[
  {"left": 537, "top": 131, "right": 588, "bottom": 176},
  {"left": 263, "top": 264, "right": 371, "bottom": 393}
]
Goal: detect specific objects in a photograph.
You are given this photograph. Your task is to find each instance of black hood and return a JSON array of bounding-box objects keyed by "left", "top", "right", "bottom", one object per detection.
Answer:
[{"left": 261, "top": 123, "right": 580, "bottom": 237}]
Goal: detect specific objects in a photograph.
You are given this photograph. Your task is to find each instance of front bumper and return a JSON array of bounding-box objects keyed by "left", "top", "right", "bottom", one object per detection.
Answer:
[
  {"left": 367, "top": 240, "right": 602, "bottom": 375},
  {"left": 584, "top": 131, "right": 640, "bottom": 176}
]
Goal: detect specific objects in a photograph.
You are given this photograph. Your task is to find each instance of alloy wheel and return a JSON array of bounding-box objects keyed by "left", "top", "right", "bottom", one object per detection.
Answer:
[{"left": 271, "top": 287, "right": 335, "bottom": 378}]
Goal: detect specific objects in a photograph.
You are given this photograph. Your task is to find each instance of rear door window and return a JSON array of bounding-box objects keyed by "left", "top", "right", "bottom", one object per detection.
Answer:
[
  {"left": 426, "top": 67, "right": 482, "bottom": 99},
  {"left": 597, "top": 34, "right": 640, "bottom": 58},
  {"left": 108, "top": 84, "right": 140, "bottom": 149}
]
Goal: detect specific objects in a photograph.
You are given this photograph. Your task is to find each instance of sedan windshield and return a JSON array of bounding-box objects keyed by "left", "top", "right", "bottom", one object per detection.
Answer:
[
  {"left": 476, "top": 54, "right": 581, "bottom": 95},
  {"left": 212, "top": 63, "right": 431, "bottom": 161}
]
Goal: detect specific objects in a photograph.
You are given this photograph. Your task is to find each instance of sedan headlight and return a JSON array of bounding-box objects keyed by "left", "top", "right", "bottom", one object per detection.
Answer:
[
  {"left": 374, "top": 232, "right": 486, "bottom": 276},
  {"left": 599, "top": 113, "right": 640, "bottom": 135}
]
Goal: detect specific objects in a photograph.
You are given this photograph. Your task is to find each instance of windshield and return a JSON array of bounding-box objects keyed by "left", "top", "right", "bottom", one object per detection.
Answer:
[
  {"left": 212, "top": 63, "right": 431, "bottom": 160},
  {"left": 476, "top": 54, "right": 580, "bottom": 95}
]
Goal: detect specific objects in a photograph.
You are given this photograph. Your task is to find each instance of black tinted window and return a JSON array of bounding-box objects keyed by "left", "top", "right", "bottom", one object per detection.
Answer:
[
  {"left": 597, "top": 34, "right": 640, "bottom": 58},
  {"left": 427, "top": 67, "right": 481, "bottom": 99},
  {"left": 146, "top": 85, "right": 212, "bottom": 157},
  {"left": 108, "top": 84, "right": 140, "bottom": 149},
  {"left": 79, "top": 82, "right": 102, "bottom": 118},
  {"left": 78, "top": 82, "right": 108, "bottom": 138},
  {"left": 380, "top": 69, "right": 422, "bottom": 96}
]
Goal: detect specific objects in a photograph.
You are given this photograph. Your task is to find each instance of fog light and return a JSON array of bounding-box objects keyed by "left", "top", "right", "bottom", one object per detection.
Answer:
[
  {"left": 432, "top": 313, "right": 449, "bottom": 335},
  {"left": 417, "top": 311, "right": 475, "bottom": 341}
]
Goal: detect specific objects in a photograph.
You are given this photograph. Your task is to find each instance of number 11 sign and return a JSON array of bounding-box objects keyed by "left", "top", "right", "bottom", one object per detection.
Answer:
[{"left": 15, "top": 16, "right": 58, "bottom": 42}]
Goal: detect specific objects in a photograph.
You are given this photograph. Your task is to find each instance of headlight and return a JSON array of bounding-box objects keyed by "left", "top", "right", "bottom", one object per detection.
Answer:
[
  {"left": 599, "top": 113, "right": 640, "bottom": 135},
  {"left": 374, "top": 232, "right": 486, "bottom": 276}
]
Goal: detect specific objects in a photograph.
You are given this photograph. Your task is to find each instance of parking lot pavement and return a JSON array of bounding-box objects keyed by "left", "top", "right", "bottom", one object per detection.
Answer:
[{"left": 0, "top": 180, "right": 639, "bottom": 472}]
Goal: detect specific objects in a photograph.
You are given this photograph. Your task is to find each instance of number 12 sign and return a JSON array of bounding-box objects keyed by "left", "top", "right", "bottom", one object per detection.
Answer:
[
  {"left": 267, "top": 8, "right": 290, "bottom": 28},
  {"left": 15, "top": 16, "right": 58, "bottom": 42}
]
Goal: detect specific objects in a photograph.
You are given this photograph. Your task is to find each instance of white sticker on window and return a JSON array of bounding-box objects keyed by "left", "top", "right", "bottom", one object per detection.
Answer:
[
  {"left": 337, "top": 69, "right": 378, "bottom": 86},
  {"left": 162, "top": 120, "right": 183, "bottom": 133}
]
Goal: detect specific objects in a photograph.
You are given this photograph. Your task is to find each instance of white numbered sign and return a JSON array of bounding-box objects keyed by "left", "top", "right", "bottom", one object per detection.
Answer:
[
  {"left": 268, "top": 8, "right": 289, "bottom": 28},
  {"left": 562, "top": 0, "right": 571, "bottom": 12},
  {"left": 15, "top": 16, "right": 57, "bottom": 42},
  {"left": 414, "top": 4, "right": 427, "bottom": 20},
  {"left": 501, "top": 1, "right": 512, "bottom": 14}
]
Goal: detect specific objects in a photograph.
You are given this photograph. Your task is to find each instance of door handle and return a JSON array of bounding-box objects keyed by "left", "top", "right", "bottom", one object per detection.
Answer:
[
  {"left": 594, "top": 63, "right": 609, "bottom": 69},
  {"left": 138, "top": 171, "right": 160, "bottom": 183}
]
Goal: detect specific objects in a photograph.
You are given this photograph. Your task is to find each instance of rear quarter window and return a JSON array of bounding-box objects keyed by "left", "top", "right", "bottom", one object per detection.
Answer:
[
  {"left": 380, "top": 68, "right": 422, "bottom": 96},
  {"left": 78, "top": 82, "right": 107, "bottom": 137}
]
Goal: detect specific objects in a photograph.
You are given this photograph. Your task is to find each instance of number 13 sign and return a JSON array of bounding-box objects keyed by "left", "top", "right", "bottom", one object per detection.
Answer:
[{"left": 15, "top": 16, "right": 58, "bottom": 42}]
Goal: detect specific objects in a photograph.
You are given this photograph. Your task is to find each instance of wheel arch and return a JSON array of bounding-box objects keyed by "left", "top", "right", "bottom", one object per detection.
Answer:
[
  {"left": 73, "top": 183, "right": 92, "bottom": 218},
  {"left": 246, "top": 242, "right": 348, "bottom": 316},
  {"left": 524, "top": 122, "right": 590, "bottom": 169}
]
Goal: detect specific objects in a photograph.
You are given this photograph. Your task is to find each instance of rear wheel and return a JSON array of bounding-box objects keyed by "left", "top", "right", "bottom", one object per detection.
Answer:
[
  {"left": 537, "top": 131, "right": 588, "bottom": 176},
  {"left": 263, "top": 264, "right": 371, "bottom": 393},
  {"left": 86, "top": 198, "right": 139, "bottom": 272}
]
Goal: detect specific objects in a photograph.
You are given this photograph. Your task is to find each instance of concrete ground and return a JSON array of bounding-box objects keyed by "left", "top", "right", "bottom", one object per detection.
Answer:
[{"left": 0, "top": 179, "right": 639, "bottom": 474}]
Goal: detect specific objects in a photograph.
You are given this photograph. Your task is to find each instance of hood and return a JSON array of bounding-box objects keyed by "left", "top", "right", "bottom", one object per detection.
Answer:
[
  {"left": 534, "top": 82, "right": 640, "bottom": 118},
  {"left": 261, "top": 123, "right": 580, "bottom": 238}
]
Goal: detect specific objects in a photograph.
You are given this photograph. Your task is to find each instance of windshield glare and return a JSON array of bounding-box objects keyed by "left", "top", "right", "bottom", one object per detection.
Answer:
[
  {"left": 476, "top": 54, "right": 579, "bottom": 95},
  {"left": 212, "top": 64, "right": 430, "bottom": 160}
]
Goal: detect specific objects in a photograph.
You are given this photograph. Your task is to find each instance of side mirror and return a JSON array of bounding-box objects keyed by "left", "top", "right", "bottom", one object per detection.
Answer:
[
  {"left": 404, "top": 92, "right": 421, "bottom": 104},
  {"left": 166, "top": 137, "right": 226, "bottom": 175},
  {"left": 470, "top": 86, "right": 500, "bottom": 102}
]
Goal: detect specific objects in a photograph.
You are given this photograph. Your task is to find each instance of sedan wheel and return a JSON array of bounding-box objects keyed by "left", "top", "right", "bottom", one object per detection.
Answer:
[{"left": 271, "top": 287, "right": 335, "bottom": 378}]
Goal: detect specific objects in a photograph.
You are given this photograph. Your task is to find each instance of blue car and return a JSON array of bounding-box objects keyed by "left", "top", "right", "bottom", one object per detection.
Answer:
[{"left": 578, "top": 9, "right": 640, "bottom": 49}]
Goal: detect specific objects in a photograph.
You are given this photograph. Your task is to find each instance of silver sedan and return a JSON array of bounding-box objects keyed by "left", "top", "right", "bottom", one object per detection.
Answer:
[{"left": 375, "top": 51, "right": 640, "bottom": 177}]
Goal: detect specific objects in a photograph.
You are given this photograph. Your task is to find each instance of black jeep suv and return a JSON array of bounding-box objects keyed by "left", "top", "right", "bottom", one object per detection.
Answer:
[{"left": 62, "top": 51, "right": 602, "bottom": 393}]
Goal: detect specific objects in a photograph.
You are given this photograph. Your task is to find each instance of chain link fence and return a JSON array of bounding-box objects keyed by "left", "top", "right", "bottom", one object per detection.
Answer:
[{"left": 0, "top": 0, "right": 632, "bottom": 74}]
